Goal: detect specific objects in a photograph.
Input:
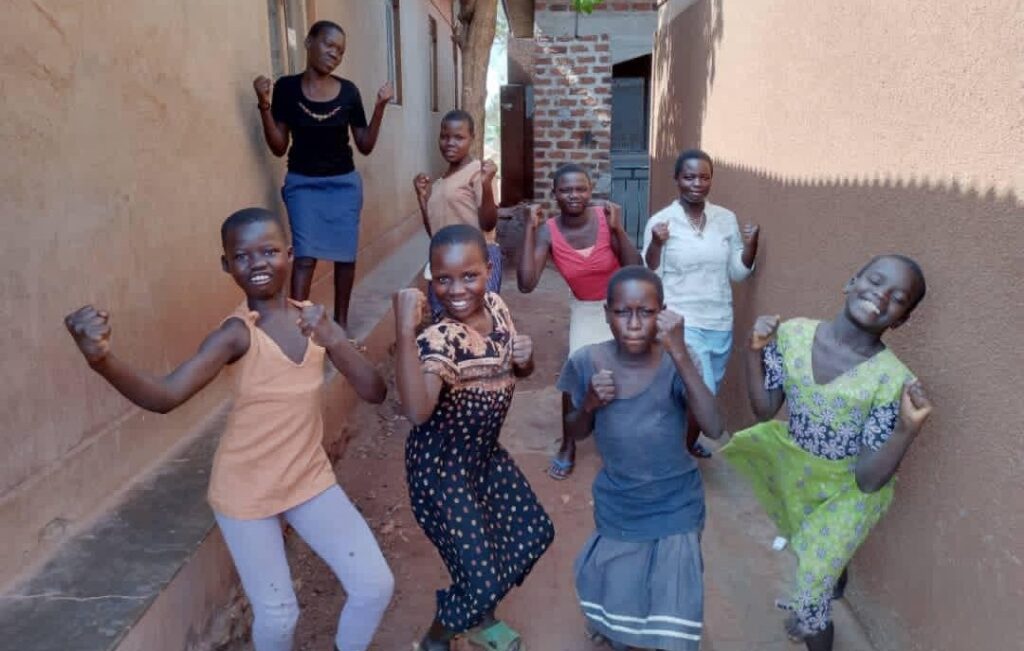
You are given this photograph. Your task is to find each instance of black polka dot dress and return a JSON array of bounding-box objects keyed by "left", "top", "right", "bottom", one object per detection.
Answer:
[{"left": 406, "top": 293, "right": 555, "bottom": 632}]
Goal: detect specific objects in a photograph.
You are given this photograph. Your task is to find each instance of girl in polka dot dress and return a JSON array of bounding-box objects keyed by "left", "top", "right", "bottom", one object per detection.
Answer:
[{"left": 394, "top": 224, "right": 555, "bottom": 651}]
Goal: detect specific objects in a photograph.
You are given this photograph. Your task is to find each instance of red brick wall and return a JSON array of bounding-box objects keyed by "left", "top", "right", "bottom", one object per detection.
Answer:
[
  {"left": 531, "top": 34, "right": 612, "bottom": 214},
  {"left": 535, "top": 1, "right": 657, "bottom": 10}
]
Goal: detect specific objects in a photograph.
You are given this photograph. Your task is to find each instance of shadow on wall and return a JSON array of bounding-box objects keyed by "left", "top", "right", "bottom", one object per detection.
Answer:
[
  {"left": 660, "top": 158, "right": 1024, "bottom": 651},
  {"left": 650, "top": 0, "right": 723, "bottom": 157},
  {"left": 648, "top": 4, "right": 1022, "bottom": 649}
]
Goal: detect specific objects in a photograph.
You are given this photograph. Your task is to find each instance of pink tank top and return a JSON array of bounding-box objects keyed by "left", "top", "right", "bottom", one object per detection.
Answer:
[{"left": 547, "top": 209, "right": 621, "bottom": 301}]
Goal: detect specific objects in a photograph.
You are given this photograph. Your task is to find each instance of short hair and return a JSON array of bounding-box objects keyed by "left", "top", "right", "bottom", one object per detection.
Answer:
[
  {"left": 674, "top": 148, "right": 714, "bottom": 177},
  {"left": 552, "top": 163, "right": 591, "bottom": 190},
  {"left": 857, "top": 254, "right": 928, "bottom": 311},
  {"left": 606, "top": 265, "right": 665, "bottom": 305},
  {"left": 429, "top": 224, "right": 488, "bottom": 261},
  {"left": 220, "top": 208, "right": 285, "bottom": 248},
  {"left": 441, "top": 109, "right": 475, "bottom": 135},
  {"left": 308, "top": 20, "right": 344, "bottom": 39}
]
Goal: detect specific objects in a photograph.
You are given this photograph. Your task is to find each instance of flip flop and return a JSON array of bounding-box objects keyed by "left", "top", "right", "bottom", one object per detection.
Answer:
[
  {"left": 466, "top": 620, "right": 524, "bottom": 651},
  {"left": 547, "top": 456, "right": 574, "bottom": 480},
  {"left": 690, "top": 442, "right": 713, "bottom": 459}
]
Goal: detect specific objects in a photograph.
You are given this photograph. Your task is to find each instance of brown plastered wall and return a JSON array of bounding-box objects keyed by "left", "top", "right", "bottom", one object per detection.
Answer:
[
  {"left": 650, "top": 1, "right": 1023, "bottom": 649},
  {"left": 0, "top": 0, "right": 456, "bottom": 587}
]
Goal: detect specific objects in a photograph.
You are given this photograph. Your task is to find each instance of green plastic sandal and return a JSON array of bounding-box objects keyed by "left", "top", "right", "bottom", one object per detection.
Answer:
[{"left": 466, "top": 620, "right": 524, "bottom": 651}]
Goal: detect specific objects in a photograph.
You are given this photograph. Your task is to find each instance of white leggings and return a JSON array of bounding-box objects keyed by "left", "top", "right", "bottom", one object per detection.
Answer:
[{"left": 215, "top": 485, "right": 394, "bottom": 651}]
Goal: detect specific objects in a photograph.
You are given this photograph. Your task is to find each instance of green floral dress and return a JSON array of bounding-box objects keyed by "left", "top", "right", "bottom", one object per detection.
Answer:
[{"left": 720, "top": 318, "right": 913, "bottom": 634}]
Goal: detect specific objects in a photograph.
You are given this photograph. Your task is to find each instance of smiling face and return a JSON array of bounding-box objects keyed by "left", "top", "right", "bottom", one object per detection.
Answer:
[
  {"left": 306, "top": 27, "right": 345, "bottom": 75},
  {"left": 430, "top": 241, "right": 491, "bottom": 322},
  {"left": 221, "top": 219, "right": 292, "bottom": 300},
  {"left": 844, "top": 256, "right": 924, "bottom": 332},
  {"left": 554, "top": 171, "right": 592, "bottom": 217},
  {"left": 676, "top": 158, "right": 713, "bottom": 206},
  {"left": 439, "top": 119, "right": 473, "bottom": 164},
  {"left": 605, "top": 278, "right": 662, "bottom": 356}
]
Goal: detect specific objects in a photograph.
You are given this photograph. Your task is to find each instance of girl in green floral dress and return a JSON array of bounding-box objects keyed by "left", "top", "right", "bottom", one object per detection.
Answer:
[{"left": 721, "top": 255, "right": 933, "bottom": 651}]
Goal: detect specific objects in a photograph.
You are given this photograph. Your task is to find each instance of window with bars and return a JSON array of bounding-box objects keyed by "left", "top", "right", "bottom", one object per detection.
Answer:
[
  {"left": 429, "top": 16, "right": 439, "bottom": 112},
  {"left": 267, "top": 0, "right": 308, "bottom": 77},
  {"left": 384, "top": 0, "right": 404, "bottom": 105}
]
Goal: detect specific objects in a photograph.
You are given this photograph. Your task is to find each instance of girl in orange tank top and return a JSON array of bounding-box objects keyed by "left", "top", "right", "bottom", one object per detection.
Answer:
[{"left": 65, "top": 208, "right": 393, "bottom": 651}]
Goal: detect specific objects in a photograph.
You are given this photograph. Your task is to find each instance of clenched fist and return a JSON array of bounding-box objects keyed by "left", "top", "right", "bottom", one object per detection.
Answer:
[
  {"left": 481, "top": 159, "right": 498, "bottom": 183},
  {"left": 413, "top": 173, "right": 432, "bottom": 204},
  {"left": 656, "top": 310, "right": 685, "bottom": 353},
  {"left": 749, "top": 314, "right": 781, "bottom": 351},
  {"left": 651, "top": 221, "right": 670, "bottom": 244},
  {"left": 253, "top": 76, "right": 273, "bottom": 106},
  {"left": 585, "top": 369, "right": 617, "bottom": 411},
  {"left": 376, "top": 81, "right": 395, "bottom": 106},
  {"left": 393, "top": 288, "right": 428, "bottom": 335},
  {"left": 290, "top": 299, "right": 344, "bottom": 348},
  {"left": 511, "top": 334, "right": 533, "bottom": 369},
  {"left": 898, "top": 380, "right": 933, "bottom": 436},
  {"left": 65, "top": 305, "right": 112, "bottom": 364}
]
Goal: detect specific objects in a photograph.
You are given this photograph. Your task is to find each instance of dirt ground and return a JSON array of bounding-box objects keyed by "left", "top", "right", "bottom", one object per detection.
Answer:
[{"left": 255, "top": 270, "right": 873, "bottom": 651}]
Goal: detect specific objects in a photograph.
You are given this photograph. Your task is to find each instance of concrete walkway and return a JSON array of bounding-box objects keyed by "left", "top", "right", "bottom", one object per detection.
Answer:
[{"left": 270, "top": 270, "right": 877, "bottom": 651}]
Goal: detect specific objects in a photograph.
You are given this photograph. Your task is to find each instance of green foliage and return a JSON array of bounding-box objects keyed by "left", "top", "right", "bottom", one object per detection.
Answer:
[{"left": 572, "top": 0, "right": 606, "bottom": 15}]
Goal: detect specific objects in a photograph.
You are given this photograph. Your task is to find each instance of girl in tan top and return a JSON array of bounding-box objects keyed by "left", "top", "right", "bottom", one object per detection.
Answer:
[
  {"left": 413, "top": 110, "right": 501, "bottom": 318},
  {"left": 65, "top": 208, "right": 393, "bottom": 651}
]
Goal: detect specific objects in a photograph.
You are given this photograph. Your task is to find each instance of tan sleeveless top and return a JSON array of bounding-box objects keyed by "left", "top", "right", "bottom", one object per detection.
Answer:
[{"left": 208, "top": 304, "right": 337, "bottom": 519}]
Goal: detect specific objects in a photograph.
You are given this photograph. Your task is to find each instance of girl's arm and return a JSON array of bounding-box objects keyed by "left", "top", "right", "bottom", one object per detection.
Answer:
[
  {"left": 477, "top": 160, "right": 499, "bottom": 233},
  {"left": 292, "top": 300, "right": 386, "bottom": 404},
  {"left": 603, "top": 202, "right": 643, "bottom": 266},
  {"left": 393, "top": 289, "right": 443, "bottom": 424},
  {"left": 854, "top": 381, "right": 932, "bottom": 493},
  {"left": 351, "top": 83, "right": 393, "bottom": 156},
  {"left": 65, "top": 305, "right": 249, "bottom": 414},
  {"left": 657, "top": 311, "right": 724, "bottom": 438},
  {"left": 746, "top": 315, "right": 785, "bottom": 420},
  {"left": 516, "top": 204, "right": 551, "bottom": 293},
  {"left": 413, "top": 174, "right": 433, "bottom": 238},
  {"left": 254, "top": 76, "right": 290, "bottom": 156}
]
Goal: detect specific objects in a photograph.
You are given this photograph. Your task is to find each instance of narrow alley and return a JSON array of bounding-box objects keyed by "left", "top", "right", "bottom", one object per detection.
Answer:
[{"left": 255, "top": 270, "right": 876, "bottom": 651}]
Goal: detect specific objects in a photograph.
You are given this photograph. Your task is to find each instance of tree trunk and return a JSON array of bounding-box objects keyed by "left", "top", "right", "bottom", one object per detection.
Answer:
[{"left": 457, "top": 0, "right": 498, "bottom": 159}]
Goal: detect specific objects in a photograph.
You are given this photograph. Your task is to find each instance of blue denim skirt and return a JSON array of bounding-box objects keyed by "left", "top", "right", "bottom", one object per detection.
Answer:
[{"left": 281, "top": 170, "right": 363, "bottom": 262}]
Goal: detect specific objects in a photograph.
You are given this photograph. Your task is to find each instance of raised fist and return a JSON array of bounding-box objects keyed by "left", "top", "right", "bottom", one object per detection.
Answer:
[
  {"left": 393, "top": 288, "right": 428, "bottom": 334},
  {"left": 481, "top": 159, "right": 498, "bottom": 182},
  {"left": 290, "top": 299, "right": 343, "bottom": 348},
  {"left": 65, "top": 305, "right": 112, "bottom": 364},
  {"left": 651, "top": 221, "right": 670, "bottom": 244},
  {"left": 376, "top": 81, "right": 395, "bottom": 105},
  {"left": 413, "top": 173, "right": 432, "bottom": 204},
  {"left": 511, "top": 334, "right": 533, "bottom": 368},
  {"left": 898, "top": 380, "right": 933, "bottom": 435},
  {"left": 253, "top": 76, "right": 272, "bottom": 106},
  {"left": 749, "top": 314, "right": 781, "bottom": 351}
]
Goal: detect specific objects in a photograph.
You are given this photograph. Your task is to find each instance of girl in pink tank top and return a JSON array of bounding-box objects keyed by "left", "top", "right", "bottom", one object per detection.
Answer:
[{"left": 517, "top": 163, "right": 642, "bottom": 480}]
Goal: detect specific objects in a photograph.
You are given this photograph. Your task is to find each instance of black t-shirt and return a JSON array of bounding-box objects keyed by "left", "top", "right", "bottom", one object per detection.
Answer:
[{"left": 271, "top": 74, "right": 368, "bottom": 177}]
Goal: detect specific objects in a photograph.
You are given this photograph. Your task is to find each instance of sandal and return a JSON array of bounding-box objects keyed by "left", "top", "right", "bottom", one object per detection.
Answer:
[
  {"left": 466, "top": 620, "right": 524, "bottom": 651},
  {"left": 413, "top": 637, "right": 451, "bottom": 651},
  {"left": 547, "top": 456, "right": 574, "bottom": 480},
  {"left": 690, "top": 442, "right": 713, "bottom": 459}
]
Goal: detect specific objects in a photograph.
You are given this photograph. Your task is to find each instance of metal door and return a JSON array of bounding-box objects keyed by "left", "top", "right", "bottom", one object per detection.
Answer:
[
  {"left": 611, "top": 152, "right": 650, "bottom": 248},
  {"left": 499, "top": 84, "right": 534, "bottom": 206}
]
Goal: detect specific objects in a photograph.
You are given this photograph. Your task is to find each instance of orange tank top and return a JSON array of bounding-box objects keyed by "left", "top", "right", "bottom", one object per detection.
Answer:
[{"left": 207, "top": 304, "right": 337, "bottom": 519}]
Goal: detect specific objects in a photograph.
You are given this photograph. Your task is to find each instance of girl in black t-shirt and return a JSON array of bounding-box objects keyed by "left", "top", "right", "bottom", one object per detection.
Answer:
[{"left": 254, "top": 20, "right": 392, "bottom": 330}]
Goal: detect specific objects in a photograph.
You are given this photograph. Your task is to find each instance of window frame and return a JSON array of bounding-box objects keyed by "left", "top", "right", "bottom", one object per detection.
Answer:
[{"left": 384, "top": 0, "right": 404, "bottom": 105}]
